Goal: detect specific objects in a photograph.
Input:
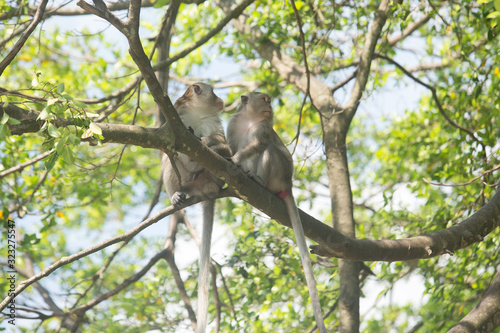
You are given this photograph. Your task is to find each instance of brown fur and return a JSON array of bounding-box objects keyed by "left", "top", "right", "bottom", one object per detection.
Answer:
[
  {"left": 161, "top": 83, "right": 230, "bottom": 333},
  {"left": 162, "top": 83, "right": 230, "bottom": 203},
  {"left": 227, "top": 92, "right": 327, "bottom": 333}
]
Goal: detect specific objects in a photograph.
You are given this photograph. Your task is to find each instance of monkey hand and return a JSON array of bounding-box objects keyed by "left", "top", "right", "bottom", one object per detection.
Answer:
[
  {"left": 171, "top": 192, "right": 187, "bottom": 206},
  {"left": 187, "top": 126, "right": 201, "bottom": 140}
]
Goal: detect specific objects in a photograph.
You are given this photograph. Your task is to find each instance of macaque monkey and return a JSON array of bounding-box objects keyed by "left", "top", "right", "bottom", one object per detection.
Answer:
[
  {"left": 227, "top": 92, "right": 327, "bottom": 333},
  {"left": 162, "top": 83, "right": 231, "bottom": 333}
]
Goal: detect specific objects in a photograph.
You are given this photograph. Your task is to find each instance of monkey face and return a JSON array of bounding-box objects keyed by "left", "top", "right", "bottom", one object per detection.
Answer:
[
  {"left": 241, "top": 92, "right": 273, "bottom": 121},
  {"left": 175, "top": 82, "right": 224, "bottom": 115}
]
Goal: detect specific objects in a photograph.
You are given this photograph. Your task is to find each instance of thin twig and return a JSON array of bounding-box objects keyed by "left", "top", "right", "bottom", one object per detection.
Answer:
[
  {"left": 0, "top": 149, "right": 54, "bottom": 179},
  {"left": 214, "top": 260, "right": 238, "bottom": 321},
  {"left": 331, "top": 69, "right": 358, "bottom": 93},
  {"left": 375, "top": 53, "right": 484, "bottom": 148},
  {"left": 0, "top": 203, "right": 180, "bottom": 311},
  {"left": 423, "top": 163, "right": 500, "bottom": 187},
  {"left": 163, "top": 212, "right": 197, "bottom": 330},
  {"left": 290, "top": 0, "right": 312, "bottom": 154}
]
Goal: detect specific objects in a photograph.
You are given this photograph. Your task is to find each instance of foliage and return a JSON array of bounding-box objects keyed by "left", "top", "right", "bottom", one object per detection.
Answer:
[{"left": 0, "top": 0, "right": 499, "bottom": 332}]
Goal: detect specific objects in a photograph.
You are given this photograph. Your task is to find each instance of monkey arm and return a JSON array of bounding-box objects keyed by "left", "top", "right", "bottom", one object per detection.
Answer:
[
  {"left": 201, "top": 133, "right": 231, "bottom": 159},
  {"left": 231, "top": 136, "right": 267, "bottom": 165}
]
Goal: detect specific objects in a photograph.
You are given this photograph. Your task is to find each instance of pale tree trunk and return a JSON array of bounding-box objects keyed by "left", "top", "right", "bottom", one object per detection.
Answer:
[{"left": 216, "top": 0, "right": 391, "bottom": 331}]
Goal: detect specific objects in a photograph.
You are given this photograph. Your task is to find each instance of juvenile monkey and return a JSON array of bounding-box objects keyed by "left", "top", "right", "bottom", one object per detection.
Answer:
[
  {"left": 227, "top": 92, "right": 327, "bottom": 333},
  {"left": 162, "top": 83, "right": 231, "bottom": 333}
]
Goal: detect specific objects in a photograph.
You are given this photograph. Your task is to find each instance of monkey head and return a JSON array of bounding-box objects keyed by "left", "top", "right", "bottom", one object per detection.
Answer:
[
  {"left": 240, "top": 92, "right": 273, "bottom": 121},
  {"left": 174, "top": 82, "right": 224, "bottom": 115}
]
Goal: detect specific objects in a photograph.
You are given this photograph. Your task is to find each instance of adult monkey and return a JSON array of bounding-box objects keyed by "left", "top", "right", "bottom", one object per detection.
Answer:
[
  {"left": 227, "top": 92, "right": 327, "bottom": 333},
  {"left": 162, "top": 83, "right": 231, "bottom": 333}
]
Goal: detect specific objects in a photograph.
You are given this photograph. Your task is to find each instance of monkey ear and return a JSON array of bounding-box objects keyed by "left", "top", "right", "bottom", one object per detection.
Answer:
[
  {"left": 241, "top": 95, "right": 249, "bottom": 104},
  {"left": 193, "top": 84, "right": 202, "bottom": 95}
]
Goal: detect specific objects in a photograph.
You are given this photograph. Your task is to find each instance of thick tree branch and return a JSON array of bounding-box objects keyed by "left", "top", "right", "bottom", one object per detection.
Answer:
[
  {"left": 4, "top": 83, "right": 500, "bottom": 264},
  {"left": 310, "top": 189, "right": 500, "bottom": 260},
  {"left": 1, "top": 103, "right": 174, "bottom": 151},
  {"left": 448, "top": 269, "right": 500, "bottom": 332}
]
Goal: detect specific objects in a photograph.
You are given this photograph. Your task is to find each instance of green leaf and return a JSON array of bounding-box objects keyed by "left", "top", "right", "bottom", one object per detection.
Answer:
[
  {"left": 47, "top": 123, "right": 60, "bottom": 138},
  {"left": 61, "top": 146, "right": 75, "bottom": 164},
  {"left": 57, "top": 83, "right": 65, "bottom": 93},
  {"left": 56, "top": 136, "right": 67, "bottom": 154},
  {"left": 20, "top": 233, "right": 41, "bottom": 247},
  {"left": 90, "top": 122, "right": 102, "bottom": 135},
  {"left": 154, "top": 0, "right": 169, "bottom": 8},
  {"left": 0, "top": 123, "right": 10, "bottom": 138},
  {"left": 38, "top": 108, "right": 50, "bottom": 120},
  {"left": 47, "top": 98, "right": 58, "bottom": 106},
  {"left": 45, "top": 151, "right": 58, "bottom": 170},
  {"left": 7, "top": 117, "right": 21, "bottom": 125},
  {"left": 69, "top": 133, "right": 81, "bottom": 145},
  {"left": 73, "top": 100, "right": 88, "bottom": 109},
  {"left": 486, "top": 11, "right": 500, "bottom": 19},
  {"left": 0, "top": 112, "right": 9, "bottom": 124}
]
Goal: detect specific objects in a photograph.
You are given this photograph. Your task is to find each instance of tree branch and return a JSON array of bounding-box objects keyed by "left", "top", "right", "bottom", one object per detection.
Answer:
[
  {"left": 0, "top": 0, "right": 49, "bottom": 76},
  {"left": 153, "top": 0, "right": 255, "bottom": 73},
  {"left": 375, "top": 53, "right": 484, "bottom": 147},
  {"left": 0, "top": 0, "right": 156, "bottom": 21},
  {"left": 215, "top": 0, "right": 337, "bottom": 115},
  {"left": 448, "top": 268, "right": 500, "bottom": 332},
  {"left": 4, "top": 100, "right": 500, "bottom": 264},
  {"left": 0, "top": 149, "right": 54, "bottom": 179},
  {"left": 345, "top": 0, "right": 389, "bottom": 117},
  {"left": 0, "top": 203, "right": 179, "bottom": 312},
  {"left": 310, "top": 189, "right": 500, "bottom": 261},
  {"left": 386, "top": 13, "right": 432, "bottom": 46},
  {"left": 162, "top": 212, "right": 197, "bottom": 331}
]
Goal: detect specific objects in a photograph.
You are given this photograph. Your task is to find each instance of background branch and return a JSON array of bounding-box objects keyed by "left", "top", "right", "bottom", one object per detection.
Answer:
[{"left": 0, "top": 0, "right": 49, "bottom": 76}]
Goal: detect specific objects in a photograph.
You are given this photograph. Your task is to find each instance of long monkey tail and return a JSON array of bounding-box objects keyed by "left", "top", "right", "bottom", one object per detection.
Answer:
[
  {"left": 283, "top": 194, "right": 327, "bottom": 333},
  {"left": 196, "top": 199, "right": 215, "bottom": 333}
]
